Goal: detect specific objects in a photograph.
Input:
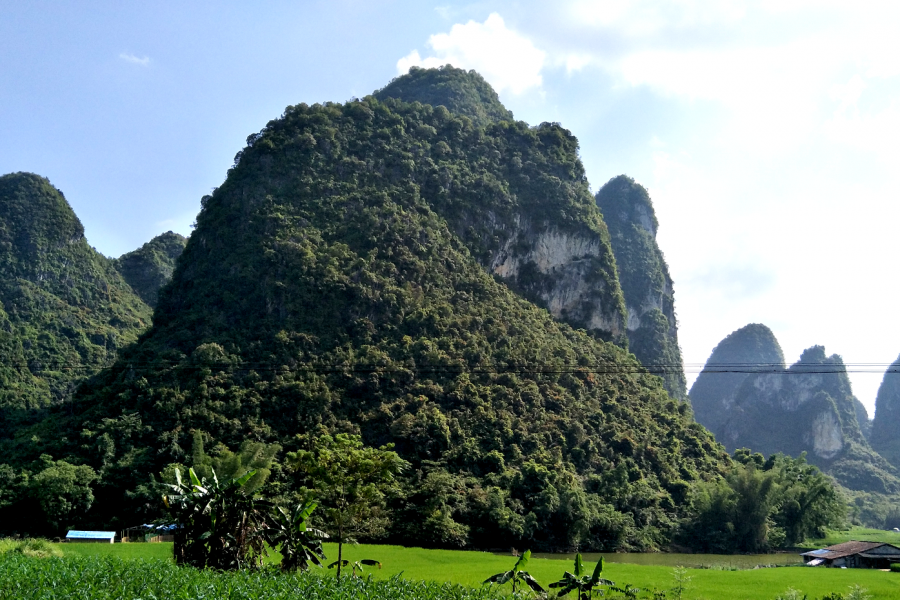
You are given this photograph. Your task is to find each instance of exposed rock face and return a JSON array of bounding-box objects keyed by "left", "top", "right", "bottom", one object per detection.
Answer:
[
  {"left": 871, "top": 355, "right": 900, "bottom": 468},
  {"left": 693, "top": 327, "right": 900, "bottom": 493},
  {"left": 376, "top": 68, "right": 628, "bottom": 345},
  {"left": 690, "top": 323, "right": 784, "bottom": 433},
  {"left": 485, "top": 219, "right": 625, "bottom": 339},
  {"left": 595, "top": 176, "right": 686, "bottom": 397},
  {"left": 114, "top": 231, "right": 187, "bottom": 307}
]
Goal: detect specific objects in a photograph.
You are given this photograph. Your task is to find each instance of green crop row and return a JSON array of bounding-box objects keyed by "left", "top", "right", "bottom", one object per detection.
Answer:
[{"left": 0, "top": 554, "right": 514, "bottom": 600}]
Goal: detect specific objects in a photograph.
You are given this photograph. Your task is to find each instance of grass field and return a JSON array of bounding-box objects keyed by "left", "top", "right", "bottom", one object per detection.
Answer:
[{"left": 50, "top": 540, "right": 900, "bottom": 599}]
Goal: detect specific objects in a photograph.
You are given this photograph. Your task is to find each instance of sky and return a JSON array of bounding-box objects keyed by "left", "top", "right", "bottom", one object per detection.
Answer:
[{"left": 2, "top": 1, "right": 900, "bottom": 415}]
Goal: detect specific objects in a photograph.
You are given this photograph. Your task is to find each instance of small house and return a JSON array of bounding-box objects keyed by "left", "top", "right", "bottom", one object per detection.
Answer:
[
  {"left": 65, "top": 530, "right": 116, "bottom": 544},
  {"left": 801, "top": 541, "right": 900, "bottom": 568}
]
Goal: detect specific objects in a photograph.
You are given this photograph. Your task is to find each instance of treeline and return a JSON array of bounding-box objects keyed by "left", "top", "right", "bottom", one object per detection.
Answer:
[{"left": 0, "top": 435, "right": 845, "bottom": 554}]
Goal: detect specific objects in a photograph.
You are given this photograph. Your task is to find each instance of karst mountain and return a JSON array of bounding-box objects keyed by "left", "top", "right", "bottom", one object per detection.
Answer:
[{"left": 4, "top": 67, "right": 729, "bottom": 550}]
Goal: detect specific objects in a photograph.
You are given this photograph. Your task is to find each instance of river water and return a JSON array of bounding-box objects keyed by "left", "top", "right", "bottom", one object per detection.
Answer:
[{"left": 522, "top": 552, "right": 803, "bottom": 569}]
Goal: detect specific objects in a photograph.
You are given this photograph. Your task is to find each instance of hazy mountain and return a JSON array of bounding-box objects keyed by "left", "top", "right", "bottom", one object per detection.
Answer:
[
  {"left": 690, "top": 323, "right": 785, "bottom": 432},
  {"left": 595, "top": 175, "right": 687, "bottom": 399},
  {"left": 871, "top": 355, "right": 900, "bottom": 468},
  {"left": 693, "top": 324, "right": 900, "bottom": 494},
  {"left": 114, "top": 231, "right": 187, "bottom": 307}
]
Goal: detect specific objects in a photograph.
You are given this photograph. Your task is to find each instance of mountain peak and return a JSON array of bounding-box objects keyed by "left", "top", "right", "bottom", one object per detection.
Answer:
[{"left": 374, "top": 65, "right": 513, "bottom": 127}]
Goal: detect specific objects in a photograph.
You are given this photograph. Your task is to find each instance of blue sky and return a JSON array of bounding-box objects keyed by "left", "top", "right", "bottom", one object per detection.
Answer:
[{"left": 3, "top": 1, "right": 899, "bottom": 414}]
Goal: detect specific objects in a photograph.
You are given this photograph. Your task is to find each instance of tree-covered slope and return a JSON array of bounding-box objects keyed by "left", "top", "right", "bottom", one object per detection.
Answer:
[
  {"left": 871, "top": 355, "right": 900, "bottom": 468},
  {"left": 595, "top": 175, "right": 686, "bottom": 399},
  {"left": 689, "top": 323, "right": 784, "bottom": 433},
  {"left": 374, "top": 67, "right": 627, "bottom": 345},
  {"left": 23, "top": 95, "right": 728, "bottom": 550},
  {"left": 0, "top": 173, "right": 152, "bottom": 434},
  {"left": 375, "top": 65, "right": 514, "bottom": 127},
  {"left": 114, "top": 231, "right": 187, "bottom": 307}
]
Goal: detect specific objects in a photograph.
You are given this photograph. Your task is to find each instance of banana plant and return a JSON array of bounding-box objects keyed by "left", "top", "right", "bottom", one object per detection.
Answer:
[
  {"left": 163, "top": 467, "right": 272, "bottom": 570},
  {"left": 548, "top": 554, "right": 614, "bottom": 600},
  {"left": 265, "top": 500, "right": 328, "bottom": 572},
  {"left": 483, "top": 550, "right": 545, "bottom": 595},
  {"left": 328, "top": 558, "right": 382, "bottom": 577}
]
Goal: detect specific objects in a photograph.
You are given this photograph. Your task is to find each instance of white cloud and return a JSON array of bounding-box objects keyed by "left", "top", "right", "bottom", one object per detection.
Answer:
[
  {"left": 119, "top": 53, "right": 150, "bottom": 67},
  {"left": 396, "top": 13, "right": 545, "bottom": 95}
]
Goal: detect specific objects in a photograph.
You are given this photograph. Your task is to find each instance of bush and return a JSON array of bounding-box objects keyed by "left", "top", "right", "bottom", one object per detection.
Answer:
[{"left": 0, "top": 538, "right": 62, "bottom": 558}]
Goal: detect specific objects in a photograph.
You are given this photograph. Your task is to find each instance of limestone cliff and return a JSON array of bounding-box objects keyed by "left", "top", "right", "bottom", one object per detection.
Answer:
[
  {"left": 375, "top": 68, "right": 628, "bottom": 344},
  {"left": 595, "top": 175, "right": 686, "bottom": 397},
  {"left": 871, "top": 355, "right": 900, "bottom": 468},
  {"left": 690, "top": 323, "right": 784, "bottom": 433}
]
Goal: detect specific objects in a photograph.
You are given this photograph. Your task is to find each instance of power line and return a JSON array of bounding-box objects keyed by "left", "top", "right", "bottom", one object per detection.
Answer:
[{"left": 4, "top": 360, "right": 900, "bottom": 376}]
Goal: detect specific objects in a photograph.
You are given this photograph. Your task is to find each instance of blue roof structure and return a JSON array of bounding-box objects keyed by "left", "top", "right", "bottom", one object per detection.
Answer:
[{"left": 66, "top": 530, "right": 115, "bottom": 540}]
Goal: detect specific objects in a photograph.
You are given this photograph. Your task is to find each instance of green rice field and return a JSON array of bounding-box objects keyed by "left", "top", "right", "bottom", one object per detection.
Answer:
[{"left": 35, "top": 537, "right": 900, "bottom": 599}]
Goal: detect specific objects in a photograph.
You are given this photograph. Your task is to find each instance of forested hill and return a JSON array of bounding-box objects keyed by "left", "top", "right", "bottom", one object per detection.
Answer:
[
  {"left": 22, "top": 78, "right": 729, "bottom": 551},
  {"left": 595, "top": 175, "right": 687, "bottom": 399},
  {"left": 0, "top": 173, "right": 152, "bottom": 435},
  {"left": 692, "top": 325, "right": 900, "bottom": 495},
  {"left": 114, "top": 231, "right": 187, "bottom": 307},
  {"left": 374, "top": 65, "right": 627, "bottom": 345},
  {"left": 374, "top": 65, "right": 513, "bottom": 127}
]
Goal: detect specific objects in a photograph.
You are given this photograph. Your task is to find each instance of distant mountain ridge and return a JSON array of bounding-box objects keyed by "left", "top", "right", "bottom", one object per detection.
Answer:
[
  {"left": 114, "top": 231, "right": 187, "bottom": 307},
  {"left": 871, "top": 355, "right": 900, "bottom": 469},
  {"left": 691, "top": 324, "right": 900, "bottom": 494}
]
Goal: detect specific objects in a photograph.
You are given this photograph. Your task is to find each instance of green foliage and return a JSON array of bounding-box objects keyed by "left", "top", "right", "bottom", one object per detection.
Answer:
[
  {"left": 483, "top": 549, "right": 544, "bottom": 594},
  {"left": 0, "top": 538, "right": 62, "bottom": 558},
  {"left": 10, "top": 79, "right": 727, "bottom": 550},
  {"left": 187, "top": 430, "right": 280, "bottom": 495},
  {"left": 0, "top": 172, "right": 152, "bottom": 438},
  {"left": 113, "top": 231, "right": 187, "bottom": 307},
  {"left": 375, "top": 65, "right": 514, "bottom": 127},
  {"left": 0, "top": 554, "right": 513, "bottom": 600},
  {"left": 549, "top": 553, "right": 614, "bottom": 599},
  {"left": 595, "top": 175, "right": 686, "bottom": 399},
  {"left": 163, "top": 467, "right": 272, "bottom": 570},
  {"left": 679, "top": 452, "right": 846, "bottom": 553},
  {"left": 265, "top": 500, "right": 328, "bottom": 572},
  {"left": 289, "top": 433, "right": 407, "bottom": 576}
]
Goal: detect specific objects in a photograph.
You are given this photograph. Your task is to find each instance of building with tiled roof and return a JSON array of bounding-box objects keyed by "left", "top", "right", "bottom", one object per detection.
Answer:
[{"left": 801, "top": 541, "right": 900, "bottom": 568}]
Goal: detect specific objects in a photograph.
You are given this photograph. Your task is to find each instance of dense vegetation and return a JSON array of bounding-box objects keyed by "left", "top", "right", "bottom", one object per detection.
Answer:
[
  {"left": 679, "top": 450, "right": 846, "bottom": 553},
  {"left": 595, "top": 176, "right": 686, "bottom": 399},
  {"left": 0, "top": 81, "right": 729, "bottom": 550},
  {"left": 374, "top": 65, "right": 514, "bottom": 128},
  {"left": 0, "top": 173, "right": 152, "bottom": 437},
  {"left": 113, "top": 231, "right": 187, "bottom": 307}
]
